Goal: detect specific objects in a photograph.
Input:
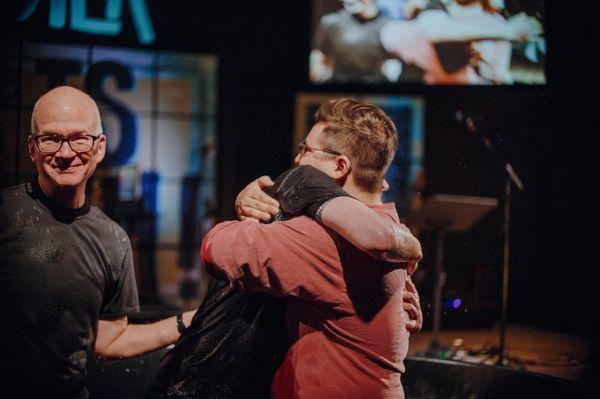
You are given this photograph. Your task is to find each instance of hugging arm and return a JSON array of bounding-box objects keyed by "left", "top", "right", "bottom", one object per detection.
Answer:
[
  {"left": 320, "top": 196, "right": 422, "bottom": 267},
  {"left": 236, "top": 166, "right": 422, "bottom": 269}
]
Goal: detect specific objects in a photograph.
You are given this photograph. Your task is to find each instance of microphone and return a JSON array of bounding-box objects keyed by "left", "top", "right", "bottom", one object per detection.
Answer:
[
  {"left": 455, "top": 110, "right": 480, "bottom": 135},
  {"left": 456, "top": 110, "right": 493, "bottom": 148},
  {"left": 455, "top": 110, "right": 524, "bottom": 191}
]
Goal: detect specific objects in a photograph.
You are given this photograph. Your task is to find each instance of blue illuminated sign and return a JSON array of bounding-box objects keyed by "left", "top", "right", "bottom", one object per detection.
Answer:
[{"left": 18, "top": 0, "right": 156, "bottom": 45}]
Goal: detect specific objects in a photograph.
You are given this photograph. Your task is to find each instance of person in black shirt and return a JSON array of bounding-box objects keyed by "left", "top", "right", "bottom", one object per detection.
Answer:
[
  {"left": 0, "top": 86, "right": 196, "bottom": 398},
  {"left": 310, "top": 0, "right": 402, "bottom": 83}
]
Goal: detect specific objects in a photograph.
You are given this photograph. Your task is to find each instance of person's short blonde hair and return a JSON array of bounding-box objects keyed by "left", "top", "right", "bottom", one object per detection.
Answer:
[{"left": 314, "top": 98, "right": 398, "bottom": 192}]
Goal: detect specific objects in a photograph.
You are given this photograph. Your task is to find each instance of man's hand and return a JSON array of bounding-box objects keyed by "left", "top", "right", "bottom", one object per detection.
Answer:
[
  {"left": 508, "top": 13, "right": 543, "bottom": 42},
  {"left": 235, "top": 176, "right": 280, "bottom": 222},
  {"left": 404, "top": 276, "right": 423, "bottom": 333}
]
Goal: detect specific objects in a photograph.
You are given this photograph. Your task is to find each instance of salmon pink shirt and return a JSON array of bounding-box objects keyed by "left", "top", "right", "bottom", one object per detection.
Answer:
[{"left": 201, "top": 203, "right": 410, "bottom": 399}]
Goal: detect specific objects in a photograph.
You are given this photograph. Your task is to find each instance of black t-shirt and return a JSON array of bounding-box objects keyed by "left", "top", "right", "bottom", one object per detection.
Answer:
[
  {"left": 0, "top": 182, "right": 139, "bottom": 397},
  {"left": 151, "top": 280, "right": 287, "bottom": 399},
  {"left": 313, "top": 9, "right": 392, "bottom": 83}
]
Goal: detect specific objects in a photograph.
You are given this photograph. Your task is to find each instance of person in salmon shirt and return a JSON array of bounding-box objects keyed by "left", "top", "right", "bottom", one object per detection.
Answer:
[
  {"left": 150, "top": 163, "right": 423, "bottom": 399},
  {"left": 202, "top": 98, "right": 422, "bottom": 398}
]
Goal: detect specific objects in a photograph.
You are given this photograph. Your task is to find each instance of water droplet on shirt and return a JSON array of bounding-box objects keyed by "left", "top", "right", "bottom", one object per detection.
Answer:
[{"left": 14, "top": 208, "right": 25, "bottom": 226}]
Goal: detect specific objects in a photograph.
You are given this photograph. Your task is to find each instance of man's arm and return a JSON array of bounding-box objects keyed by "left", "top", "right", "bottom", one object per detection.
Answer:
[
  {"left": 94, "top": 241, "right": 196, "bottom": 359},
  {"left": 415, "top": 10, "right": 542, "bottom": 43},
  {"left": 94, "top": 311, "right": 195, "bottom": 359},
  {"left": 310, "top": 49, "right": 334, "bottom": 83},
  {"left": 319, "top": 196, "right": 422, "bottom": 266},
  {"left": 236, "top": 167, "right": 422, "bottom": 267}
]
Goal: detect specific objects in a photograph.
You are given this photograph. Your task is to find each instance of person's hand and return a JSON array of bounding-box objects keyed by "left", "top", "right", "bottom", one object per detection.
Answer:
[
  {"left": 404, "top": 276, "right": 423, "bottom": 333},
  {"left": 508, "top": 13, "right": 543, "bottom": 42},
  {"left": 235, "top": 176, "right": 280, "bottom": 222}
]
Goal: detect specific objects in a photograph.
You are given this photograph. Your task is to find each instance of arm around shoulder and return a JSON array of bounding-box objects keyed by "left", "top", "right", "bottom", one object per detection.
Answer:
[{"left": 319, "top": 196, "right": 422, "bottom": 264}]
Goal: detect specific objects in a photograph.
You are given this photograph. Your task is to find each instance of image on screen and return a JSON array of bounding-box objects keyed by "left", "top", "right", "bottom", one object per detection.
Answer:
[{"left": 310, "top": 0, "right": 546, "bottom": 85}]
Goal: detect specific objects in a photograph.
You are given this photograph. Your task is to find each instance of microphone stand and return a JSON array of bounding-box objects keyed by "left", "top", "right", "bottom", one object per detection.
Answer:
[{"left": 456, "top": 111, "right": 524, "bottom": 366}]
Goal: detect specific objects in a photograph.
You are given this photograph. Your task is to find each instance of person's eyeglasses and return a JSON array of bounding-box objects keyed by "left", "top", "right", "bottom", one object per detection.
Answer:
[
  {"left": 31, "top": 134, "right": 101, "bottom": 154},
  {"left": 298, "top": 140, "right": 342, "bottom": 158}
]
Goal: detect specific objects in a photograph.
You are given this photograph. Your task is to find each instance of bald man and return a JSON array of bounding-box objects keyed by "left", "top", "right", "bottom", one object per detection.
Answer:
[{"left": 0, "top": 86, "right": 195, "bottom": 398}]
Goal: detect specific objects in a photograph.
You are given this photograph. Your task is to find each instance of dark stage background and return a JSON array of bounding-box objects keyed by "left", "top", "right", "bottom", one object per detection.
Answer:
[{"left": 1, "top": 0, "right": 598, "bottom": 361}]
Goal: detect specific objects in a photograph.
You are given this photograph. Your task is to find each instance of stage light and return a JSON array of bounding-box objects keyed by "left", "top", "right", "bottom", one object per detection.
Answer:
[{"left": 452, "top": 299, "right": 462, "bottom": 309}]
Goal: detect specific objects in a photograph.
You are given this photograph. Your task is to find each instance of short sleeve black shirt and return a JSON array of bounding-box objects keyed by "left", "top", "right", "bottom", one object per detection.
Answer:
[
  {"left": 313, "top": 9, "right": 392, "bottom": 83},
  {"left": 0, "top": 182, "right": 139, "bottom": 396}
]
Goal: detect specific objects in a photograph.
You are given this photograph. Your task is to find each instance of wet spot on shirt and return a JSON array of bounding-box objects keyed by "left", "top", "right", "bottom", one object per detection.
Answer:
[
  {"left": 28, "top": 236, "right": 67, "bottom": 265},
  {"left": 69, "top": 349, "right": 87, "bottom": 371},
  {"left": 13, "top": 208, "right": 40, "bottom": 227},
  {"left": 13, "top": 208, "right": 25, "bottom": 227}
]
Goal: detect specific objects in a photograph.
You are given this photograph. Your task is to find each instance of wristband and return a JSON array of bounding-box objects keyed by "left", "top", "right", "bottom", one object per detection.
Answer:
[{"left": 176, "top": 313, "right": 187, "bottom": 334}]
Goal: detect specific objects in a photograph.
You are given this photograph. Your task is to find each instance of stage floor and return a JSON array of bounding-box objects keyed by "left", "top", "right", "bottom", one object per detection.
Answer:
[{"left": 408, "top": 323, "right": 593, "bottom": 381}]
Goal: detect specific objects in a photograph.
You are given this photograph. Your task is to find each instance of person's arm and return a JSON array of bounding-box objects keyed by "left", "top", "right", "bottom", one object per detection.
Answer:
[
  {"left": 94, "top": 311, "right": 195, "bottom": 359},
  {"left": 416, "top": 9, "right": 542, "bottom": 43},
  {"left": 310, "top": 13, "right": 336, "bottom": 83},
  {"left": 319, "top": 196, "right": 422, "bottom": 266},
  {"left": 236, "top": 167, "right": 422, "bottom": 266},
  {"left": 93, "top": 242, "right": 196, "bottom": 359},
  {"left": 310, "top": 49, "right": 334, "bottom": 83}
]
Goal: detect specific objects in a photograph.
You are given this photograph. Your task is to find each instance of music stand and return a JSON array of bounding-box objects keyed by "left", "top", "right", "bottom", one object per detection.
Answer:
[{"left": 410, "top": 194, "right": 498, "bottom": 351}]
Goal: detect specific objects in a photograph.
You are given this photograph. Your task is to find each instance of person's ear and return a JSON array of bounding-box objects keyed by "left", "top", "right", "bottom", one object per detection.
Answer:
[
  {"left": 94, "top": 134, "right": 107, "bottom": 163},
  {"left": 382, "top": 178, "right": 390, "bottom": 192},
  {"left": 331, "top": 155, "right": 351, "bottom": 179}
]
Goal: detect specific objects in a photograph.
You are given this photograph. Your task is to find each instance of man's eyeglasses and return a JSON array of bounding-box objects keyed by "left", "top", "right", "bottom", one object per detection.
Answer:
[
  {"left": 31, "top": 134, "right": 101, "bottom": 154},
  {"left": 297, "top": 140, "right": 342, "bottom": 158}
]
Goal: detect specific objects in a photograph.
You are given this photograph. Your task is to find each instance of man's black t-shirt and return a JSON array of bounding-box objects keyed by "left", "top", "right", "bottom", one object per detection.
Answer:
[
  {"left": 313, "top": 9, "right": 392, "bottom": 83},
  {"left": 0, "top": 182, "right": 140, "bottom": 397},
  {"left": 152, "top": 280, "right": 287, "bottom": 399}
]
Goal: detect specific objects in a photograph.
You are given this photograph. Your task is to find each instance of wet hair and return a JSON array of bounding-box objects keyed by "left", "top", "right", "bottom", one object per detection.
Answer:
[{"left": 314, "top": 98, "right": 398, "bottom": 192}]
